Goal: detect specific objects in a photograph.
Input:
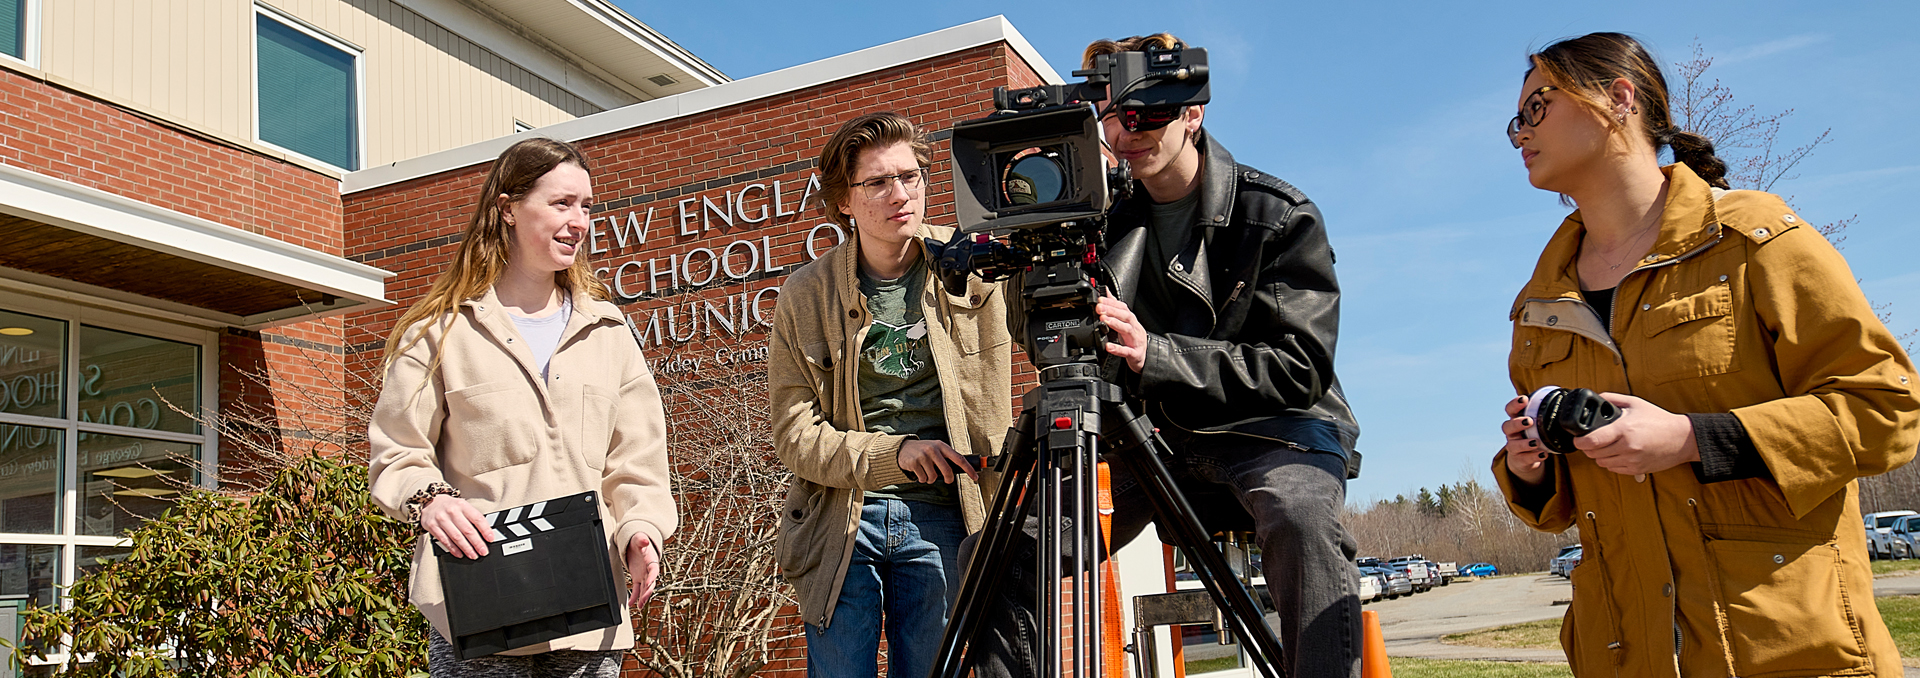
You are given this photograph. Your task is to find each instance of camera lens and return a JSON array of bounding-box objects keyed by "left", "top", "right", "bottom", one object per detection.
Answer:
[
  {"left": 1003, "top": 150, "right": 1066, "bottom": 206},
  {"left": 1522, "top": 385, "right": 1621, "bottom": 454}
]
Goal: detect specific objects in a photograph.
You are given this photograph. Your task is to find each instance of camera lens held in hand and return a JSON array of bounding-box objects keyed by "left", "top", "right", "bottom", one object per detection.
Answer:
[{"left": 1523, "top": 386, "right": 1622, "bottom": 454}]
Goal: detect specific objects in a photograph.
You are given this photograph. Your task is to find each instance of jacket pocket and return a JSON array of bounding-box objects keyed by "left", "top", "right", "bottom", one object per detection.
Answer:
[
  {"left": 1562, "top": 546, "right": 1626, "bottom": 675},
  {"left": 1513, "top": 328, "right": 1573, "bottom": 370},
  {"left": 1638, "top": 283, "right": 1736, "bottom": 384},
  {"left": 580, "top": 384, "right": 617, "bottom": 471},
  {"left": 1705, "top": 536, "right": 1868, "bottom": 676},
  {"left": 775, "top": 483, "right": 835, "bottom": 581},
  {"left": 444, "top": 381, "right": 540, "bottom": 474},
  {"left": 941, "top": 279, "right": 1007, "bottom": 355}
]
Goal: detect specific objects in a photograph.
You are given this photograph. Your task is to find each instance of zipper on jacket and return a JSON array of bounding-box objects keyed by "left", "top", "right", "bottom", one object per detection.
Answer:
[{"left": 1223, "top": 281, "right": 1247, "bottom": 307}]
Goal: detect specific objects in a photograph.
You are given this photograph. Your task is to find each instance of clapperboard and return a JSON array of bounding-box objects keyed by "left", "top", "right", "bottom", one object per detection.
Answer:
[{"left": 434, "top": 490, "right": 623, "bottom": 659}]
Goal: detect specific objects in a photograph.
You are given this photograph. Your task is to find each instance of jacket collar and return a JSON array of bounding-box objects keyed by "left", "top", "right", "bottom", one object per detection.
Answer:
[
  {"left": 828, "top": 222, "right": 948, "bottom": 313},
  {"left": 459, "top": 283, "right": 627, "bottom": 376},
  {"left": 1519, "top": 163, "right": 1722, "bottom": 305}
]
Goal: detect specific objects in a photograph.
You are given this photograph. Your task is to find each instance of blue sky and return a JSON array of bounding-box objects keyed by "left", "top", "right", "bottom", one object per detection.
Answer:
[{"left": 614, "top": 1, "right": 1920, "bottom": 503}]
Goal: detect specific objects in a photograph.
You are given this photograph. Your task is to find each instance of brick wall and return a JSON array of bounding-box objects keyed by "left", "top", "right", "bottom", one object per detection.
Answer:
[
  {"left": 345, "top": 42, "right": 1050, "bottom": 676},
  {"left": 0, "top": 65, "right": 356, "bottom": 473},
  {"left": 0, "top": 66, "right": 343, "bottom": 252}
]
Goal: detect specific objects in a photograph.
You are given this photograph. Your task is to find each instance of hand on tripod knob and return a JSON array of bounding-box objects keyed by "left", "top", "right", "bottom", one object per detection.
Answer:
[
  {"left": 1095, "top": 296, "right": 1148, "bottom": 373},
  {"left": 900, "top": 439, "right": 981, "bottom": 484}
]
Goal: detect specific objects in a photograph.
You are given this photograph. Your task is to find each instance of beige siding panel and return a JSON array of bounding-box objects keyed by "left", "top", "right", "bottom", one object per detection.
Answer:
[{"left": 36, "top": 0, "right": 608, "bottom": 169}]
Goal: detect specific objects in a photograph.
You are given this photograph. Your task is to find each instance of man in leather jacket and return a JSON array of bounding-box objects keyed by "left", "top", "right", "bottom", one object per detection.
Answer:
[{"left": 973, "top": 34, "right": 1364, "bottom": 678}]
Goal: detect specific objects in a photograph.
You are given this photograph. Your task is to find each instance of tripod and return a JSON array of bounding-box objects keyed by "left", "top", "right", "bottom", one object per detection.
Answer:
[{"left": 931, "top": 361, "right": 1285, "bottom": 678}]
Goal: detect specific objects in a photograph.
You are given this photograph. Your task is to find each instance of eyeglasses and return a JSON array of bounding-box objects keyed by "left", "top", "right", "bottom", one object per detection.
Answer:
[
  {"left": 1506, "top": 86, "right": 1559, "bottom": 148},
  {"left": 1104, "top": 105, "right": 1183, "bottom": 133},
  {"left": 851, "top": 169, "right": 926, "bottom": 200}
]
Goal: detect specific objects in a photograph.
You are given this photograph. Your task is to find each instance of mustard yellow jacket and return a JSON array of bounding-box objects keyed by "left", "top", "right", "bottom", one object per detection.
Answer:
[
  {"left": 767, "top": 224, "right": 1012, "bottom": 628},
  {"left": 1496, "top": 164, "right": 1920, "bottom": 678},
  {"left": 369, "top": 286, "right": 675, "bottom": 654}
]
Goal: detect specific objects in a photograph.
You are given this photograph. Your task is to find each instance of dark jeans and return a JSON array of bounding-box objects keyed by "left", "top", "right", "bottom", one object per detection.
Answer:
[{"left": 971, "top": 433, "right": 1361, "bottom": 678}]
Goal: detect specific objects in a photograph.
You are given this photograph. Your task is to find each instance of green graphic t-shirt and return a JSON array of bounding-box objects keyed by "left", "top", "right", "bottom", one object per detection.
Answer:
[{"left": 857, "top": 259, "right": 956, "bottom": 505}]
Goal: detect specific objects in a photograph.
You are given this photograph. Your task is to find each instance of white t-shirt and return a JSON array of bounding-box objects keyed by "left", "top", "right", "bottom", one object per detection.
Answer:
[{"left": 509, "top": 296, "right": 572, "bottom": 379}]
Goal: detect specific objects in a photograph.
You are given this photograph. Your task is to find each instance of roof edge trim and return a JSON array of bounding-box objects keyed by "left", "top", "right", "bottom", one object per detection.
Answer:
[
  {"left": 344, "top": 16, "right": 1061, "bottom": 195},
  {"left": 0, "top": 163, "right": 393, "bottom": 309}
]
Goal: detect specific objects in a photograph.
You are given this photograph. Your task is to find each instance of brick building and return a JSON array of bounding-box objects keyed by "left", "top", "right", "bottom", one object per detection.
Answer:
[
  {"left": 341, "top": 17, "right": 1068, "bottom": 676},
  {"left": 0, "top": 0, "right": 720, "bottom": 667},
  {"left": 2, "top": 2, "right": 1212, "bottom": 671}
]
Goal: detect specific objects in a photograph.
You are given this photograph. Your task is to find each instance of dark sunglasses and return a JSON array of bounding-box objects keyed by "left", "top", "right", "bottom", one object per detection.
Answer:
[
  {"left": 1106, "top": 105, "right": 1184, "bottom": 133},
  {"left": 1506, "top": 86, "right": 1559, "bottom": 148}
]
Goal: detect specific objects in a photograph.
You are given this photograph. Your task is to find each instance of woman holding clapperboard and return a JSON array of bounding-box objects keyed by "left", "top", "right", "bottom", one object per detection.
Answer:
[
  {"left": 1493, "top": 32, "right": 1919, "bottom": 678},
  {"left": 369, "top": 137, "right": 675, "bottom": 676}
]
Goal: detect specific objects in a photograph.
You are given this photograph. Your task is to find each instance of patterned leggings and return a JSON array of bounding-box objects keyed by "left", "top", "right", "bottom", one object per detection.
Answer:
[{"left": 427, "top": 631, "right": 625, "bottom": 678}]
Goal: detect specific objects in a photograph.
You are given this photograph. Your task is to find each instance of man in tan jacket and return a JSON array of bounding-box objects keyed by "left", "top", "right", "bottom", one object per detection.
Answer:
[{"left": 768, "top": 112, "right": 1011, "bottom": 677}]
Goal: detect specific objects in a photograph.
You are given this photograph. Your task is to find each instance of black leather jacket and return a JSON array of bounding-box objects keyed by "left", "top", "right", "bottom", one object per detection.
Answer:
[{"left": 1103, "top": 130, "right": 1361, "bottom": 476}]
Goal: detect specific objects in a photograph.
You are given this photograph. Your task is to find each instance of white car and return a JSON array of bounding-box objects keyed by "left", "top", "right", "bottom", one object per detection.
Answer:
[
  {"left": 1865, "top": 510, "right": 1917, "bottom": 560},
  {"left": 1358, "top": 572, "right": 1384, "bottom": 603}
]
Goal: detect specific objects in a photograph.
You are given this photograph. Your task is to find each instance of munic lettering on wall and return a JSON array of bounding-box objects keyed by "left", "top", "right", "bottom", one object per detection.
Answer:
[{"left": 587, "top": 172, "right": 853, "bottom": 357}]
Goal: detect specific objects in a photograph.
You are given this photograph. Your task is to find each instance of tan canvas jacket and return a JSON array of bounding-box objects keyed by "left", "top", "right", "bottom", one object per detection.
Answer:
[
  {"left": 368, "top": 286, "right": 675, "bottom": 654},
  {"left": 1496, "top": 164, "right": 1920, "bottom": 677},
  {"left": 768, "top": 223, "right": 1012, "bottom": 628}
]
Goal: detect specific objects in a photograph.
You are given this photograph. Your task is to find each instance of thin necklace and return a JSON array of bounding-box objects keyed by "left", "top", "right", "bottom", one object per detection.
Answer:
[{"left": 1594, "top": 218, "right": 1660, "bottom": 271}]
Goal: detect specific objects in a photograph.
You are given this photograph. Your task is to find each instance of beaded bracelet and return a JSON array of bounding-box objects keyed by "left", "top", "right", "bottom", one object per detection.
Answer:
[{"left": 405, "top": 482, "right": 461, "bottom": 527}]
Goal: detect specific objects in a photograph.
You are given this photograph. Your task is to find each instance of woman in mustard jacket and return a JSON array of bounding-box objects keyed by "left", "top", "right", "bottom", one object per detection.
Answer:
[{"left": 1494, "top": 33, "right": 1920, "bottom": 677}]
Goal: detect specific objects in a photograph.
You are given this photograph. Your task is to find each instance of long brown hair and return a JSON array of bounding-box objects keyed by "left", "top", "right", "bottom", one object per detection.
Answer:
[
  {"left": 1527, "top": 32, "right": 1730, "bottom": 189},
  {"left": 382, "top": 138, "right": 612, "bottom": 368}
]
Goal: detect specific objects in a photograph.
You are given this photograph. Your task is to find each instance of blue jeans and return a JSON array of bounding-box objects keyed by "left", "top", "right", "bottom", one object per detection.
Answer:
[{"left": 805, "top": 498, "right": 966, "bottom": 678}]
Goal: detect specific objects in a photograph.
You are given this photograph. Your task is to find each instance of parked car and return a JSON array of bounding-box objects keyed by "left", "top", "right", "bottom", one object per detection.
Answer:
[
  {"left": 1357, "top": 571, "right": 1384, "bottom": 603},
  {"left": 1866, "top": 510, "right": 1917, "bottom": 560},
  {"left": 1460, "top": 562, "right": 1499, "bottom": 578},
  {"left": 1431, "top": 560, "right": 1457, "bottom": 586},
  {"left": 1891, "top": 515, "right": 1920, "bottom": 561},
  {"left": 1549, "top": 545, "right": 1583, "bottom": 577},
  {"left": 1359, "top": 564, "right": 1412, "bottom": 599},
  {"left": 1387, "top": 556, "right": 1435, "bottom": 592}
]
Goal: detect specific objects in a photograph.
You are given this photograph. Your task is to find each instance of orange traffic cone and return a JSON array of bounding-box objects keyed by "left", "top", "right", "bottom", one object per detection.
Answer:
[{"left": 1361, "top": 609, "right": 1392, "bottom": 678}]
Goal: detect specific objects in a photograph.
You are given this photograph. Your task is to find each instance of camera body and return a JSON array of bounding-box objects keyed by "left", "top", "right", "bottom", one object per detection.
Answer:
[{"left": 931, "top": 46, "right": 1210, "bottom": 370}]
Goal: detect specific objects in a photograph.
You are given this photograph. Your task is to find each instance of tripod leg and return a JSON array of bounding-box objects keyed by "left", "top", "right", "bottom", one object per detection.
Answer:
[
  {"left": 935, "top": 410, "right": 1038, "bottom": 678},
  {"left": 1106, "top": 407, "right": 1287, "bottom": 678}
]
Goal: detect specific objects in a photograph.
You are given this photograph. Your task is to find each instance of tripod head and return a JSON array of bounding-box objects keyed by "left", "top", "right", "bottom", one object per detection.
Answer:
[{"left": 928, "top": 221, "right": 1107, "bottom": 370}]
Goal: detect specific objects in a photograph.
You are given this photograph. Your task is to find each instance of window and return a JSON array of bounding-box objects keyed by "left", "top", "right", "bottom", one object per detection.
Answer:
[
  {"left": 255, "top": 9, "right": 360, "bottom": 170},
  {"left": 0, "top": 0, "right": 28, "bottom": 62},
  {"left": 514, "top": 119, "right": 534, "bottom": 134},
  {"left": 0, "top": 298, "right": 214, "bottom": 653}
]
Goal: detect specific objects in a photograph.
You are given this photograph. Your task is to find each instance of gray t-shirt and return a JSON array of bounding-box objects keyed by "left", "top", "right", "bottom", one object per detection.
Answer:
[
  {"left": 1136, "top": 188, "right": 1201, "bottom": 334},
  {"left": 855, "top": 259, "right": 956, "bottom": 505},
  {"left": 509, "top": 296, "right": 571, "bottom": 379}
]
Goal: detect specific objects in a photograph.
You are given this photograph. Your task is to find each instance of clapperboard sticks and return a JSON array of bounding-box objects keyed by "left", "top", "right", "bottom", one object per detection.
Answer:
[{"left": 486, "top": 500, "right": 562, "bottom": 555}]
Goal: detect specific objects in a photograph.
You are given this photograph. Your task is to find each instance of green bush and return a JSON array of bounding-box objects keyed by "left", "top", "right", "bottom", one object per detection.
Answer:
[{"left": 10, "top": 455, "right": 425, "bottom": 677}]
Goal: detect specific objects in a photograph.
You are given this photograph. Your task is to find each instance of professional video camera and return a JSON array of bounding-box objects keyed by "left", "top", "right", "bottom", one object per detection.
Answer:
[
  {"left": 929, "top": 43, "right": 1290, "bottom": 678},
  {"left": 929, "top": 44, "right": 1209, "bottom": 368}
]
